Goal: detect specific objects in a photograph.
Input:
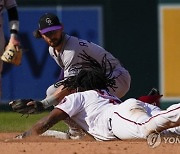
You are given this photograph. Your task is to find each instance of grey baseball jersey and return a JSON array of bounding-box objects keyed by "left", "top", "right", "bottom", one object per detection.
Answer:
[
  {"left": 49, "top": 34, "right": 126, "bottom": 78},
  {"left": 48, "top": 34, "right": 131, "bottom": 98}
]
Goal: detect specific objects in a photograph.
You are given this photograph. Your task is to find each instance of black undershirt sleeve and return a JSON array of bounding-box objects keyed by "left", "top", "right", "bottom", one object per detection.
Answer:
[
  {"left": 7, "top": 6, "right": 18, "bottom": 21},
  {"left": 7, "top": 6, "right": 19, "bottom": 34}
]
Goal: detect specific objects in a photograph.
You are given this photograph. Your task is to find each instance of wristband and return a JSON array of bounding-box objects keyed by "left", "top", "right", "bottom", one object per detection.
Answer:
[
  {"left": 41, "top": 95, "right": 58, "bottom": 109},
  {"left": 9, "top": 20, "right": 19, "bottom": 33},
  {"left": 10, "top": 32, "right": 18, "bottom": 38}
]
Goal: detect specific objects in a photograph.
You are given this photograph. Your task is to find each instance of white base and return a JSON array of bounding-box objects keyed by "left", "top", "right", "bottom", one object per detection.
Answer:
[{"left": 41, "top": 130, "right": 70, "bottom": 139}]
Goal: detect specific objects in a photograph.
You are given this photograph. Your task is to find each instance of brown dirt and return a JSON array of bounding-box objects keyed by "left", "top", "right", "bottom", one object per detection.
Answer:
[{"left": 0, "top": 133, "right": 179, "bottom": 154}]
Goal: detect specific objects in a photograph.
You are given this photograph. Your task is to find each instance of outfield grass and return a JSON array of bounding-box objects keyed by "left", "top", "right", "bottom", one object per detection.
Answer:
[
  {"left": 0, "top": 101, "right": 176, "bottom": 133},
  {"left": 0, "top": 112, "right": 68, "bottom": 132}
]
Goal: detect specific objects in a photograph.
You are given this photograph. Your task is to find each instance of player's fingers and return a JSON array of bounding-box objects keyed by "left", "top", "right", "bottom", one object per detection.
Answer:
[
  {"left": 9, "top": 100, "right": 17, "bottom": 106},
  {"left": 27, "top": 101, "right": 35, "bottom": 106},
  {"left": 9, "top": 101, "right": 14, "bottom": 105},
  {"left": 14, "top": 45, "right": 20, "bottom": 51}
]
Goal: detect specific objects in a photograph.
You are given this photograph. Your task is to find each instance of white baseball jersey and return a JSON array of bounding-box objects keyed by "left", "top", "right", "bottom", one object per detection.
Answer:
[
  {"left": 56, "top": 90, "right": 121, "bottom": 141},
  {"left": 55, "top": 90, "right": 180, "bottom": 140},
  {"left": 48, "top": 34, "right": 131, "bottom": 98}
]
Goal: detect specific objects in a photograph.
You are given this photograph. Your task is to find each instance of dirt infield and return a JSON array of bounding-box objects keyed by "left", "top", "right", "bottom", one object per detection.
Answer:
[{"left": 0, "top": 133, "right": 179, "bottom": 154}]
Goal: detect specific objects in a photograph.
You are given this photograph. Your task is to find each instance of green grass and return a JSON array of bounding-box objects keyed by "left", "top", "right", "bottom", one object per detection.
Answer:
[
  {"left": 0, "top": 102, "right": 174, "bottom": 133},
  {"left": 0, "top": 112, "right": 68, "bottom": 132}
]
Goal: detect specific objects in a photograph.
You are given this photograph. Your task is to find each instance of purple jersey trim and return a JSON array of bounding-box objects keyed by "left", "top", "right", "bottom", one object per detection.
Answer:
[{"left": 40, "top": 26, "right": 62, "bottom": 34}]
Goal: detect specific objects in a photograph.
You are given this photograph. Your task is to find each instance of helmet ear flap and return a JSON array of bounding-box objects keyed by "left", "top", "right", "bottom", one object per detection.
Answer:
[{"left": 33, "top": 30, "right": 42, "bottom": 39}]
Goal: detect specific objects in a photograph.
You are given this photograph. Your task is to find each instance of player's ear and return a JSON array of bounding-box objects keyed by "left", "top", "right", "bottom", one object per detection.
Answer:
[{"left": 33, "top": 30, "right": 42, "bottom": 39}]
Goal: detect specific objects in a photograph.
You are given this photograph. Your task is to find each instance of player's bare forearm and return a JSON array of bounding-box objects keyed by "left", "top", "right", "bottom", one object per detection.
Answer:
[
  {"left": 21, "top": 109, "right": 69, "bottom": 138},
  {"left": 22, "top": 116, "right": 55, "bottom": 137}
]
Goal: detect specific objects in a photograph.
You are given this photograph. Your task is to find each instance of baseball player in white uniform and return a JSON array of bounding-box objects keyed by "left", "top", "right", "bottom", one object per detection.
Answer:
[
  {"left": 0, "top": 0, "right": 20, "bottom": 98},
  {"left": 16, "top": 53, "right": 180, "bottom": 140}
]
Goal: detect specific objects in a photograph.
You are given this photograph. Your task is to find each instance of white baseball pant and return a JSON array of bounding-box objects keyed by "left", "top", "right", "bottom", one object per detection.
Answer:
[{"left": 111, "top": 98, "right": 180, "bottom": 139}]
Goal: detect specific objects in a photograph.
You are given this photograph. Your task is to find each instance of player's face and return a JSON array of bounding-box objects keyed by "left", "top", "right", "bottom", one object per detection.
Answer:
[{"left": 42, "top": 29, "right": 63, "bottom": 47}]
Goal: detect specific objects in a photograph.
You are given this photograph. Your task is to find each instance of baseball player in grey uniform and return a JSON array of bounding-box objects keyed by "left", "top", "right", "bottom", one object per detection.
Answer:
[
  {"left": 0, "top": 0, "right": 20, "bottom": 98},
  {"left": 15, "top": 53, "right": 180, "bottom": 141},
  {"left": 33, "top": 13, "right": 131, "bottom": 107}
]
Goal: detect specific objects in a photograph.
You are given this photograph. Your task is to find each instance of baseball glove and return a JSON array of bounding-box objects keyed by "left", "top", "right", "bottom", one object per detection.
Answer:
[
  {"left": 1, "top": 43, "right": 22, "bottom": 66},
  {"left": 9, "top": 99, "right": 45, "bottom": 115}
]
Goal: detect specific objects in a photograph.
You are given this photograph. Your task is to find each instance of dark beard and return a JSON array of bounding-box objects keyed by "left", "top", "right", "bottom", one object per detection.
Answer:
[{"left": 52, "top": 34, "right": 64, "bottom": 47}]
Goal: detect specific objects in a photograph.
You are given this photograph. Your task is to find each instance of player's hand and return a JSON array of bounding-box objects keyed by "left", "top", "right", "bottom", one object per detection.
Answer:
[
  {"left": 9, "top": 99, "right": 45, "bottom": 115},
  {"left": 1, "top": 40, "right": 22, "bottom": 66},
  {"left": 9, "top": 35, "right": 20, "bottom": 46}
]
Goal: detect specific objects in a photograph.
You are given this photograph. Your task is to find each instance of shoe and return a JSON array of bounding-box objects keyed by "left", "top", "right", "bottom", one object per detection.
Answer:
[
  {"left": 148, "top": 88, "right": 160, "bottom": 96},
  {"left": 138, "top": 88, "right": 163, "bottom": 107},
  {"left": 67, "top": 128, "right": 86, "bottom": 140}
]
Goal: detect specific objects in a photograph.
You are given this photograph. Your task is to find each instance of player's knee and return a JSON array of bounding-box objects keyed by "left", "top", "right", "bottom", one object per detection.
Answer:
[
  {"left": 123, "top": 71, "right": 131, "bottom": 88},
  {"left": 114, "top": 73, "right": 131, "bottom": 98}
]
